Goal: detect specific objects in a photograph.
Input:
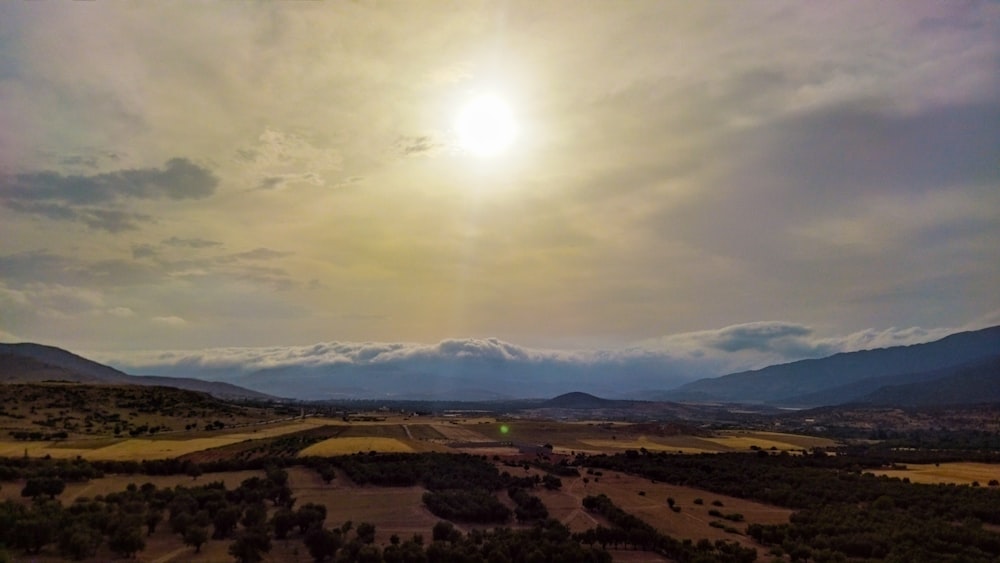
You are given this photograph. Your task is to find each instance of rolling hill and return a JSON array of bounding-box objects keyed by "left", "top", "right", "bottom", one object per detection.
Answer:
[
  {"left": 0, "top": 343, "right": 273, "bottom": 400},
  {"left": 542, "top": 391, "right": 622, "bottom": 409}
]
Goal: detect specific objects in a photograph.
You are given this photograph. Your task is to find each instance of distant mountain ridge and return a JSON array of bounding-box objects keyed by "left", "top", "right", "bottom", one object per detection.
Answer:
[
  {"left": 667, "top": 325, "right": 1000, "bottom": 406},
  {"left": 0, "top": 343, "right": 273, "bottom": 400}
]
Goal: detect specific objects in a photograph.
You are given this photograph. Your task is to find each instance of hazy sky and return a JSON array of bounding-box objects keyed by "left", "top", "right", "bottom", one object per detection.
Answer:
[{"left": 2, "top": 2, "right": 999, "bottom": 373}]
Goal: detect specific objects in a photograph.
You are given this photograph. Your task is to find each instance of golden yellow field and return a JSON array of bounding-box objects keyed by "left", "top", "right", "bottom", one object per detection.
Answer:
[
  {"left": 299, "top": 436, "right": 415, "bottom": 455},
  {"left": 868, "top": 462, "right": 1000, "bottom": 485}
]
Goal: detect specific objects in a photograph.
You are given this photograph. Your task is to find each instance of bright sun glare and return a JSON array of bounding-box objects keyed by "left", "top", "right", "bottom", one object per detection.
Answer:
[{"left": 455, "top": 94, "right": 517, "bottom": 157}]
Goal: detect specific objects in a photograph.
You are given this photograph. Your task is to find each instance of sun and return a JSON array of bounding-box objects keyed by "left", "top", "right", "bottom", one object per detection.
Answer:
[{"left": 455, "top": 94, "right": 517, "bottom": 157}]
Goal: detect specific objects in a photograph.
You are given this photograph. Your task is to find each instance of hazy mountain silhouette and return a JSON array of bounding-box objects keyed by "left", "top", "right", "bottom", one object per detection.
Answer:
[
  {"left": 0, "top": 343, "right": 272, "bottom": 400},
  {"left": 666, "top": 325, "right": 1000, "bottom": 405}
]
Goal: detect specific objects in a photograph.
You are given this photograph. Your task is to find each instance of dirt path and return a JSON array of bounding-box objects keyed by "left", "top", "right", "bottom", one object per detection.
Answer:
[
  {"left": 559, "top": 472, "right": 600, "bottom": 527},
  {"left": 150, "top": 545, "right": 192, "bottom": 563}
]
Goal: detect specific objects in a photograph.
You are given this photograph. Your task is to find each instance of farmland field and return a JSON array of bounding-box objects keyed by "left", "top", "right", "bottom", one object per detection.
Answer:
[
  {"left": 702, "top": 430, "right": 837, "bottom": 451},
  {"left": 1, "top": 410, "right": 835, "bottom": 461},
  {"left": 0, "top": 407, "right": 839, "bottom": 562},
  {"left": 0, "top": 457, "right": 793, "bottom": 562},
  {"left": 0, "top": 418, "right": 338, "bottom": 460},
  {"left": 868, "top": 462, "right": 1000, "bottom": 485},
  {"left": 299, "top": 436, "right": 415, "bottom": 455}
]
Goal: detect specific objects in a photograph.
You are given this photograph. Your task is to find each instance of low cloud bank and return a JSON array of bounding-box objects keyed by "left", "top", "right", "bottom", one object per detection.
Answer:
[{"left": 94, "top": 322, "right": 962, "bottom": 400}]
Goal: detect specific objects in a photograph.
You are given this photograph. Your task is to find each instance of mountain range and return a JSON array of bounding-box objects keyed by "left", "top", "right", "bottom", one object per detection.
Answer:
[
  {"left": 1, "top": 324, "right": 998, "bottom": 407},
  {"left": 665, "top": 326, "right": 1000, "bottom": 406}
]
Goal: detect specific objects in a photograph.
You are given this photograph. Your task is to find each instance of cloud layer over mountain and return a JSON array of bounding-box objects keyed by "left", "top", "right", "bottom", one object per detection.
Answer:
[{"left": 96, "top": 322, "right": 962, "bottom": 399}]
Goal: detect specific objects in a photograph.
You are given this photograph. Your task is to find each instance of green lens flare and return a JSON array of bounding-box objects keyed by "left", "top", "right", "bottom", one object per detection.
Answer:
[{"left": 500, "top": 425, "right": 509, "bottom": 435}]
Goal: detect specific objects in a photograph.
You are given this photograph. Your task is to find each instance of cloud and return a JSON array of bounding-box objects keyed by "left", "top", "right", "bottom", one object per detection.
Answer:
[
  {"left": 0, "top": 280, "right": 135, "bottom": 323},
  {"left": 0, "top": 158, "right": 217, "bottom": 230},
  {"left": 236, "top": 129, "right": 343, "bottom": 191},
  {"left": 4, "top": 201, "right": 153, "bottom": 232},
  {"left": 231, "top": 248, "right": 293, "bottom": 261},
  {"left": 162, "top": 237, "right": 222, "bottom": 249},
  {"left": 1, "top": 158, "right": 217, "bottom": 204},
  {"left": 131, "top": 244, "right": 157, "bottom": 259},
  {"left": 396, "top": 135, "right": 444, "bottom": 157},
  {"left": 636, "top": 321, "right": 959, "bottom": 371},
  {"left": 98, "top": 336, "right": 703, "bottom": 395}
]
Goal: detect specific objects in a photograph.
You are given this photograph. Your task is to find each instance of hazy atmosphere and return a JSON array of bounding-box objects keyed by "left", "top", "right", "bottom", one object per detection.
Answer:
[{"left": 2, "top": 2, "right": 999, "bottom": 386}]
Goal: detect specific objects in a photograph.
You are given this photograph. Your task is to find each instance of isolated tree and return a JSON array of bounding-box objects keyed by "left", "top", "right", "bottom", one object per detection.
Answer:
[
  {"left": 271, "top": 507, "right": 296, "bottom": 540},
  {"left": 241, "top": 503, "right": 268, "bottom": 529},
  {"left": 213, "top": 505, "right": 242, "bottom": 539},
  {"left": 357, "top": 544, "right": 383, "bottom": 563},
  {"left": 266, "top": 466, "right": 289, "bottom": 487},
  {"left": 356, "top": 522, "right": 376, "bottom": 544},
  {"left": 145, "top": 509, "right": 163, "bottom": 536},
  {"left": 183, "top": 525, "right": 209, "bottom": 553},
  {"left": 304, "top": 527, "right": 342, "bottom": 562},
  {"left": 318, "top": 465, "right": 336, "bottom": 484},
  {"left": 297, "top": 503, "right": 327, "bottom": 534},
  {"left": 185, "top": 461, "right": 203, "bottom": 480},
  {"left": 108, "top": 523, "right": 145, "bottom": 559},
  {"left": 229, "top": 526, "right": 272, "bottom": 563},
  {"left": 432, "top": 521, "right": 460, "bottom": 543}
]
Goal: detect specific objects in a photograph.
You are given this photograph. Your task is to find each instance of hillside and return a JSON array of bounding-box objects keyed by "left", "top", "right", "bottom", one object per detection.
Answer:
[
  {"left": 774, "top": 356, "right": 999, "bottom": 407},
  {"left": 0, "top": 343, "right": 273, "bottom": 400},
  {"left": 858, "top": 355, "right": 1000, "bottom": 407},
  {"left": 667, "top": 325, "right": 1000, "bottom": 405},
  {"left": 0, "top": 382, "right": 281, "bottom": 439}
]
